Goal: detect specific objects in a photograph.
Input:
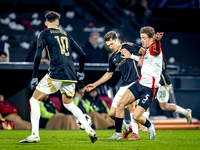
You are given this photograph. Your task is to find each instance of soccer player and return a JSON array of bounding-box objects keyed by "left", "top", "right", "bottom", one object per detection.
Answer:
[
  {"left": 156, "top": 59, "right": 192, "bottom": 124},
  {"left": 121, "top": 52, "right": 193, "bottom": 132},
  {"left": 20, "top": 11, "right": 97, "bottom": 143},
  {"left": 113, "top": 26, "right": 163, "bottom": 140},
  {"left": 84, "top": 30, "right": 143, "bottom": 140}
]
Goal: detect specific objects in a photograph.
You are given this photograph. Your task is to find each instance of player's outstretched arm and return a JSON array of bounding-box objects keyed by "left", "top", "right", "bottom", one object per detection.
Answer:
[
  {"left": 154, "top": 32, "right": 164, "bottom": 41},
  {"left": 83, "top": 72, "right": 113, "bottom": 92}
]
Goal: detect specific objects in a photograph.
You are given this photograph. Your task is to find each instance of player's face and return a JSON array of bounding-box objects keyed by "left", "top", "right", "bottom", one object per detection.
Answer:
[
  {"left": 140, "top": 33, "right": 153, "bottom": 48},
  {"left": 106, "top": 39, "right": 120, "bottom": 52}
]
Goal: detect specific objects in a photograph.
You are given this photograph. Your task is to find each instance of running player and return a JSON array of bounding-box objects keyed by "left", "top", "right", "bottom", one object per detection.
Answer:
[
  {"left": 20, "top": 11, "right": 97, "bottom": 143},
  {"left": 114, "top": 26, "right": 163, "bottom": 140},
  {"left": 157, "top": 59, "right": 192, "bottom": 124},
  {"left": 84, "top": 30, "right": 143, "bottom": 140}
]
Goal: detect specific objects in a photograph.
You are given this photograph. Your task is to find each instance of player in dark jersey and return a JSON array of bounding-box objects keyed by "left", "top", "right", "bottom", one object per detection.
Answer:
[
  {"left": 156, "top": 59, "right": 192, "bottom": 124},
  {"left": 20, "top": 11, "right": 97, "bottom": 143},
  {"left": 84, "top": 31, "right": 143, "bottom": 140}
]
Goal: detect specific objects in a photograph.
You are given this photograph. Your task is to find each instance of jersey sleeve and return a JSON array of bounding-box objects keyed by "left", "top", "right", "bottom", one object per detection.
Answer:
[
  {"left": 149, "top": 40, "right": 161, "bottom": 56},
  {"left": 69, "top": 34, "right": 85, "bottom": 56},
  {"left": 129, "top": 44, "right": 141, "bottom": 54},
  {"left": 107, "top": 55, "right": 116, "bottom": 72},
  {"left": 32, "top": 31, "right": 46, "bottom": 78}
]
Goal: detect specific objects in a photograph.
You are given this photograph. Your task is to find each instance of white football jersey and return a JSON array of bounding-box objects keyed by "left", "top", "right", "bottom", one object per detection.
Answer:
[{"left": 138, "top": 40, "right": 163, "bottom": 88}]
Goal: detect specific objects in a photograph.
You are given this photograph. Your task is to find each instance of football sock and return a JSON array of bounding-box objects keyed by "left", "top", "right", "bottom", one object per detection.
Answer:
[
  {"left": 63, "top": 101, "right": 93, "bottom": 134},
  {"left": 115, "top": 117, "right": 123, "bottom": 133},
  {"left": 142, "top": 112, "right": 150, "bottom": 119},
  {"left": 175, "top": 105, "right": 187, "bottom": 116},
  {"left": 130, "top": 113, "right": 138, "bottom": 134},
  {"left": 122, "top": 120, "right": 129, "bottom": 133},
  {"left": 30, "top": 97, "right": 40, "bottom": 137},
  {"left": 142, "top": 118, "right": 151, "bottom": 128}
]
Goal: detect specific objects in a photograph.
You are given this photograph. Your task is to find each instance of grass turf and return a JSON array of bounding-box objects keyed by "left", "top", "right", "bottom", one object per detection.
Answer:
[{"left": 0, "top": 129, "right": 200, "bottom": 150}]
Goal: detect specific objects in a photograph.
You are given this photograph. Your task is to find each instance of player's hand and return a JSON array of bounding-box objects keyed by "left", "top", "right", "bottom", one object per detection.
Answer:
[
  {"left": 154, "top": 32, "right": 164, "bottom": 41},
  {"left": 83, "top": 84, "right": 96, "bottom": 92},
  {"left": 77, "top": 72, "right": 85, "bottom": 81},
  {"left": 120, "top": 49, "right": 131, "bottom": 58},
  {"left": 138, "top": 56, "right": 143, "bottom": 67},
  {"left": 30, "top": 78, "right": 38, "bottom": 90}
]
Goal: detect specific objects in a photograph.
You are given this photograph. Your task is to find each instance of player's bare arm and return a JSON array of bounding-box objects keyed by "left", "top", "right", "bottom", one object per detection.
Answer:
[{"left": 84, "top": 72, "right": 113, "bottom": 92}]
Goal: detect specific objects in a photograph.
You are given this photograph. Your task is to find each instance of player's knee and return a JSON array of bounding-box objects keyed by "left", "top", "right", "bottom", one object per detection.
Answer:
[
  {"left": 109, "top": 111, "right": 115, "bottom": 118},
  {"left": 159, "top": 104, "right": 167, "bottom": 110},
  {"left": 117, "top": 101, "right": 125, "bottom": 110},
  {"left": 132, "top": 113, "right": 139, "bottom": 121}
]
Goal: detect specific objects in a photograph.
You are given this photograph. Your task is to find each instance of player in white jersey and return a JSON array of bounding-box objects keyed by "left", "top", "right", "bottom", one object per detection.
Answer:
[{"left": 113, "top": 26, "right": 163, "bottom": 140}]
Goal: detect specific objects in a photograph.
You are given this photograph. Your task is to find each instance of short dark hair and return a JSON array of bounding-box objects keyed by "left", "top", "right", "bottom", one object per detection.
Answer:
[
  {"left": 140, "top": 26, "right": 155, "bottom": 38},
  {"left": 104, "top": 31, "right": 118, "bottom": 42},
  {"left": 0, "top": 52, "right": 7, "bottom": 57},
  {"left": 45, "top": 11, "right": 60, "bottom": 23}
]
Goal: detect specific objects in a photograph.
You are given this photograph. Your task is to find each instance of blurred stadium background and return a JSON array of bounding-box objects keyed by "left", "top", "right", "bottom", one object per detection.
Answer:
[{"left": 0, "top": 0, "right": 200, "bottom": 129}]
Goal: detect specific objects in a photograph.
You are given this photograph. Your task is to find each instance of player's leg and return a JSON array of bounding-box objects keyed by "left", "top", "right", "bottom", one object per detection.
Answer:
[
  {"left": 158, "top": 85, "right": 192, "bottom": 125},
  {"left": 138, "top": 108, "right": 150, "bottom": 131},
  {"left": 127, "top": 102, "right": 140, "bottom": 140},
  {"left": 61, "top": 82, "right": 97, "bottom": 143},
  {"left": 108, "top": 89, "right": 136, "bottom": 140},
  {"left": 20, "top": 74, "right": 53, "bottom": 143},
  {"left": 133, "top": 85, "right": 158, "bottom": 140},
  {"left": 109, "top": 85, "right": 133, "bottom": 137}
]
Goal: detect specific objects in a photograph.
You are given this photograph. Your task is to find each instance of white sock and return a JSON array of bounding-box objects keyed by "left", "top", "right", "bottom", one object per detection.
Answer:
[
  {"left": 122, "top": 120, "right": 129, "bottom": 133},
  {"left": 63, "top": 101, "right": 93, "bottom": 134},
  {"left": 130, "top": 113, "right": 138, "bottom": 134},
  {"left": 142, "top": 112, "right": 150, "bottom": 119},
  {"left": 175, "top": 106, "right": 187, "bottom": 116},
  {"left": 30, "top": 97, "right": 40, "bottom": 137}
]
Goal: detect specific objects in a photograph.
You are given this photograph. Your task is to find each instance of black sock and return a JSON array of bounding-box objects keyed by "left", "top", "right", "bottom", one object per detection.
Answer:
[
  {"left": 143, "top": 118, "right": 151, "bottom": 128},
  {"left": 115, "top": 118, "right": 123, "bottom": 133},
  {"left": 111, "top": 116, "right": 115, "bottom": 121}
]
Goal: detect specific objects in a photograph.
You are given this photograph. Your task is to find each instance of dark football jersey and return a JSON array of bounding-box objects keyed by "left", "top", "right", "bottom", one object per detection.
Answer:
[
  {"left": 33, "top": 28, "right": 85, "bottom": 82},
  {"left": 160, "top": 59, "right": 172, "bottom": 86},
  {"left": 108, "top": 42, "right": 141, "bottom": 86}
]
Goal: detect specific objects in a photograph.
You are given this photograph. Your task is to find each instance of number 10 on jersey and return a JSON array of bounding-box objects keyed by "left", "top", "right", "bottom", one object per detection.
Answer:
[{"left": 54, "top": 36, "right": 69, "bottom": 56}]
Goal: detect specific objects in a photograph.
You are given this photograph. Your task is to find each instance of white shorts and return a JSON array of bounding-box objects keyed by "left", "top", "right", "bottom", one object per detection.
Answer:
[
  {"left": 36, "top": 74, "right": 75, "bottom": 97},
  {"left": 157, "top": 85, "right": 170, "bottom": 103},
  {"left": 111, "top": 82, "right": 135, "bottom": 108}
]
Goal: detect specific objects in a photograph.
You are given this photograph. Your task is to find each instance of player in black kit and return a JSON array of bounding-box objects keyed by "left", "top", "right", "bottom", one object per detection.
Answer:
[{"left": 20, "top": 11, "right": 97, "bottom": 143}]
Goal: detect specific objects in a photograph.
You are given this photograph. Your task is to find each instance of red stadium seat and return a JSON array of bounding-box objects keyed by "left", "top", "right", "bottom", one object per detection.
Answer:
[{"left": 99, "top": 94, "right": 112, "bottom": 109}]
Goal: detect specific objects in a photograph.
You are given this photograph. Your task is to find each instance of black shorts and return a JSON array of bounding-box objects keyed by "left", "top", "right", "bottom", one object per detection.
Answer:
[{"left": 128, "top": 81, "right": 158, "bottom": 110}]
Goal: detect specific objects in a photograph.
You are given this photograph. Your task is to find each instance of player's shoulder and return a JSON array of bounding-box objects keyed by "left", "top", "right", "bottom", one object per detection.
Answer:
[
  {"left": 121, "top": 42, "right": 137, "bottom": 49},
  {"left": 108, "top": 52, "right": 115, "bottom": 61}
]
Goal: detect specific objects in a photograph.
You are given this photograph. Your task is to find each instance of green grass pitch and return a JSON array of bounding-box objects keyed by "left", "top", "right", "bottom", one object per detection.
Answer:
[{"left": 0, "top": 129, "right": 200, "bottom": 150}]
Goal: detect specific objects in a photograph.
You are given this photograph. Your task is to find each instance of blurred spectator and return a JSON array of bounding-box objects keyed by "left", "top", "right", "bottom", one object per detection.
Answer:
[
  {"left": 86, "top": 88, "right": 109, "bottom": 114},
  {"left": 118, "top": 0, "right": 152, "bottom": 27},
  {"left": 0, "top": 92, "right": 31, "bottom": 129},
  {"left": 73, "top": 84, "right": 94, "bottom": 114},
  {"left": 73, "top": 85, "right": 115, "bottom": 129},
  {"left": 83, "top": 32, "right": 108, "bottom": 63},
  {"left": 0, "top": 40, "right": 9, "bottom": 62},
  {"left": 0, "top": 52, "right": 7, "bottom": 62},
  {"left": 40, "top": 95, "right": 79, "bottom": 130}
]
